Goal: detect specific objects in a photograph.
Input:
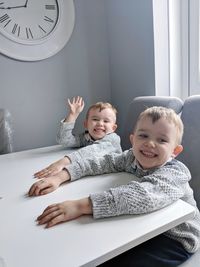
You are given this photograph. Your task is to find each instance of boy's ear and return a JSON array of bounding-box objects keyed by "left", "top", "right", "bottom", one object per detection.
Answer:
[
  {"left": 112, "top": 124, "right": 117, "bottom": 132},
  {"left": 129, "top": 133, "right": 134, "bottom": 145},
  {"left": 172, "top": 145, "right": 183, "bottom": 158},
  {"left": 84, "top": 120, "right": 88, "bottom": 129}
]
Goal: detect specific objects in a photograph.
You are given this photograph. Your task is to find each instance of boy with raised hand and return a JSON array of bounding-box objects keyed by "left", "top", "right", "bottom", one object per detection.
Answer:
[
  {"left": 32, "top": 106, "right": 200, "bottom": 267},
  {"left": 33, "top": 96, "right": 121, "bottom": 183}
]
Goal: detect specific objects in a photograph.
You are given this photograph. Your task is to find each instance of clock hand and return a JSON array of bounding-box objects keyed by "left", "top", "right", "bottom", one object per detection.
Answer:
[
  {"left": 0, "top": 5, "right": 26, "bottom": 9},
  {"left": 0, "top": 1, "right": 29, "bottom": 9},
  {"left": 24, "top": 0, "right": 29, "bottom": 7}
]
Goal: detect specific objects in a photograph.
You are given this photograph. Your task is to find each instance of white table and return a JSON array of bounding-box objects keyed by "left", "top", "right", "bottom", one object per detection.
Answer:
[{"left": 0, "top": 146, "right": 195, "bottom": 267}]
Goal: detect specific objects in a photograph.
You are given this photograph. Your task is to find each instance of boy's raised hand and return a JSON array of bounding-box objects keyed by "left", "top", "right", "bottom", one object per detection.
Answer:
[{"left": 67, "top": 96, "right": 85, "bottom": 119}]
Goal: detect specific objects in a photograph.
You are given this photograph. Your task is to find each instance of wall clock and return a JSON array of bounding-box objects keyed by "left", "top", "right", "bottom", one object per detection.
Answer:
[{"left": 0, "top": 0, "right": 75, "bottom": 61}]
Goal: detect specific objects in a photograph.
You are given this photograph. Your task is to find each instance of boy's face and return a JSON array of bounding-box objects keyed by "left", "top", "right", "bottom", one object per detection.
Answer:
[
  {"left": 84, "top": 108, "right": 117, "bottom": 140},
  {"left": 130, "top": 116, "right": 183, "bottom": 170}
]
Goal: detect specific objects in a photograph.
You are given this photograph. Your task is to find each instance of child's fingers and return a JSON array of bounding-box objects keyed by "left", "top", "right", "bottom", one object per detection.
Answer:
[
  {"left": 28, "top": 180, "right": 48, "bottom": 196},
  {"left": 81, "top": 99, "right": 85, "bottom": 108},
  {"left": 37, "top": 205, "right": 65, "bottom": 228},
  {"left": 34, "top": 167, "right": 54, "bottom": 178},
  {"left": 38, "top": 209, "right": 62, "bottom": 225},
  {"left": 39, "top": 186, "right": 56, "bottom": 195},
  {"left": 67, "top": 98, "right": 72, "bottom": 106},
  {"left": 34, "top": 168, "right": 48, "bottom": 176},
  {"left": 34, "top": 171, "right": 46, "bottom": 178},
  {"left": 46, "top": 213, "right": 65, "bottom": 228},
  {"left": 34, "top": 173, "right": 46, "bottom": 178}
]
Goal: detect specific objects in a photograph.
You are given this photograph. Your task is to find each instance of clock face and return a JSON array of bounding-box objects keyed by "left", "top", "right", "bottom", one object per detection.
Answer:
[
  {"left": 0, "top": 0, "right": 75, "bottom": 61},
  {"left": 0, "top": 0, "right": 59, "bottom": 43}
]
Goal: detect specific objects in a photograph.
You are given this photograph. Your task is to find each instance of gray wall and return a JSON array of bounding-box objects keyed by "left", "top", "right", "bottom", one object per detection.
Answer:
[
  {"left": 0, "top": 0, "right": 155, "bottom": 152},
  {"left": 105, "top": 0, "right": 155, "bottom": 137}
]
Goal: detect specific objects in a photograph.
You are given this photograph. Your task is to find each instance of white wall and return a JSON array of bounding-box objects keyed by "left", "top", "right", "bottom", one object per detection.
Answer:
[{"left": 0, "top": 0, "right": 155, "bottom": 152}]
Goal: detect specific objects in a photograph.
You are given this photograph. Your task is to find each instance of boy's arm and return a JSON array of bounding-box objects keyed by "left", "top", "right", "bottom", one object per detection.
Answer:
[
  {"left": 89, "top": 160, "right": 191, "bottom": 219},
  {"left": 68, "top": 134, "right": 122, "bottom": 163},
  {"left": 66, "top": 151, "right": 129, "bottom": 181},
  {"left": 56, "top": 96, "right": 84, "bottom": 147},
  {"left": 35, "top": 160, "right": 191, "bottom": 227},
  {"left": 97, "top": 133, "right": 122, "bottom": 153},
  {"left": 56, "top": 121, "right": 81, "bottom": 147}
]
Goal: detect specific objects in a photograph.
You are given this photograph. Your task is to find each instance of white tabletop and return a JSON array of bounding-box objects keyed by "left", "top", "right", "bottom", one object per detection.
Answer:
[{"left": 0, "top": 146, "right": 195, "bottom": 267}]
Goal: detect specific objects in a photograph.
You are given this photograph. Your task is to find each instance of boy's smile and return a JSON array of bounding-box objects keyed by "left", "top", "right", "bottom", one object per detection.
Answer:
[{"left": 130, "top": 116, "right": 183, "bottom": 170}]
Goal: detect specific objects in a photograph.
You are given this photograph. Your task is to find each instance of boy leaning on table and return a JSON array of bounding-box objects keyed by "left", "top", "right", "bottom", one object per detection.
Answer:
[
  {"left": 29, "top": 106, "right": 200, "bottom": 267},
  {"left": 33, "top": 96, "right": 122, "bottom": 180}
]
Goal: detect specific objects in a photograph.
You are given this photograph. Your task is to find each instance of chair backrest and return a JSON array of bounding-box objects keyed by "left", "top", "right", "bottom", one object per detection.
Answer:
[
  {"left": 178, "top": 95, "right": 200, "bottom": 208},
  {"left": 0, "top": 108, "right": 14, "bottom": 154},
  {"left": 121, "top": 96, "right": 184, "bottom": 150}
]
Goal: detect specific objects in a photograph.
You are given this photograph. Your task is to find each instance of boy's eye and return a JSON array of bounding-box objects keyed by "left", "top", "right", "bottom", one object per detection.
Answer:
[
  {"left": 138, "top": 133, "right": 148, "bottom": 138},
  {"left": 158, "top": 138, "right": 167, "bottom": 143}
]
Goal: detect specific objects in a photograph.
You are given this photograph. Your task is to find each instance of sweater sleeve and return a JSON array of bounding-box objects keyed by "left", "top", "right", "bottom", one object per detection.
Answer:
[
  {"left": 90, "top": 160, "right": 191, "bottom": 219},
  {"left": 67, "top": 133, "right": 122, "bottom": 162},
  {"left": 66, "top": 151, "right": 130, "bottom": 181},
  {"left": 56, "top": 120, "right": 81, "bottom": 147}
]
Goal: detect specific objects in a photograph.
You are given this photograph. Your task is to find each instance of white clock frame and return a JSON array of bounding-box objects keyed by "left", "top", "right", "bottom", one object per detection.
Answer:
[{"left": 0, "top": 0, "right": 75, "bottom": 61}]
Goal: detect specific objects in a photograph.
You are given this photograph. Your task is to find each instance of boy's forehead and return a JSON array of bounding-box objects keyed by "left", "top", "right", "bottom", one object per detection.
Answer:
[
  {"left": 89, "top": 107, "right": 116, "bottom": 117},
  {"left": 135, "top": 116, "right": 174, "bottom": 131},
  {"left": 138, "top": 115, "right": 168, "bottom": 124}
]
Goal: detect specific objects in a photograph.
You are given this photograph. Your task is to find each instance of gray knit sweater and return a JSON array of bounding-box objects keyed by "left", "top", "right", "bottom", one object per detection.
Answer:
[
  {"left": 56, "top": 121, "right": 122, "bottom": 161},
  {"left": 66, "top": 149, "right": 200, "bottom": 253}
]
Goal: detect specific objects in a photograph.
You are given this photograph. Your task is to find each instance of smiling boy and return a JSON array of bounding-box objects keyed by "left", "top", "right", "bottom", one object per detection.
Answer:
[{"left": 32, "top": 106, "right": 200, "bottom": 267}]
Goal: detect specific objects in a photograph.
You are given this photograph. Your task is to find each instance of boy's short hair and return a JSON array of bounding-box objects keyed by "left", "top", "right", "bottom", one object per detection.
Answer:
[
  {"left": 136, "top": 106, "right": 184, "bottom": 145},
  {"left": 86, "top": 102, "right": 117, "bottom": 120}
]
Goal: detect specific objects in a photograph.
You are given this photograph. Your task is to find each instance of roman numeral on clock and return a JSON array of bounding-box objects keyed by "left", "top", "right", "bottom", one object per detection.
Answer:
[
  {"left": 0, "top": 13, "right": 9, "bottom": 23},
  {"left": 44, "top": 16, "right": 54, "bottom": 23},
  {"left": 26, "top": 27, "right": 33, "bottom": 39},
  {"left": 45, "top": 5, "right": 56, "bottom": 10},
  {"left": 12, "top": 23, "right": 18, "bottom": 34},
  {"left": 10, "top": 23, "right": 21, "bottom": 36},
  {"left": 38, "top": 24, "right": 46, "bottom": 33}
]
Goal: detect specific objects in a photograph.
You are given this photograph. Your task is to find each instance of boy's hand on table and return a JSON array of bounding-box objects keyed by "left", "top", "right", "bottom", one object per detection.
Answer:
[
  {"left": 37, "top": 197, "right": 92, "bottom": 228},
  {"left": 29, "top": 170, "right": 70, "bottom": 196},
  {"left": 34, "top": 157, "right": 71, "bottom": 178}
]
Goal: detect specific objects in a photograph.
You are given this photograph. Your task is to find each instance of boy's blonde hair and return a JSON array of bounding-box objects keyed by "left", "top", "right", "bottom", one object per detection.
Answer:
[
  {"left": 136, "top": 106, "right": 184, "bottom": 145},
  {"left": 86, "top": 102, "right": 117, "bottom": 121}
]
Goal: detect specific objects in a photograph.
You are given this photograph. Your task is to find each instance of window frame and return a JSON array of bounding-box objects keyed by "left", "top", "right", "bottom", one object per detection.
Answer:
[
  {"left": 153, "top": 0, "right": 189, "bottom": 99},
  {"left": 189, "top": 0, "right": 200, "bottom": 95}
]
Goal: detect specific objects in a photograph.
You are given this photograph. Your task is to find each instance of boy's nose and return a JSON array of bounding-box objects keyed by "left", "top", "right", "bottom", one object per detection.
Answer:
[
  {"left": 97, "top": 120, "right": 103, "bottom": 125},
  {"left": 145, "top": 140, "right": 156, "bottom": 147}
]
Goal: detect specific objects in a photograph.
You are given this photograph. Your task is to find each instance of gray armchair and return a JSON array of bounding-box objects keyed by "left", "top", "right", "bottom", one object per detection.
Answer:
[{"left": 178, "top": 95, "right": 200, "bottom": 266}]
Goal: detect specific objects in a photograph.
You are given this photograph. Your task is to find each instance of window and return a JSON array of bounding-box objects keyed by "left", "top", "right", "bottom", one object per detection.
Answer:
[{"left": 153, "top": 0, "right": 199, "bottom": 99}]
